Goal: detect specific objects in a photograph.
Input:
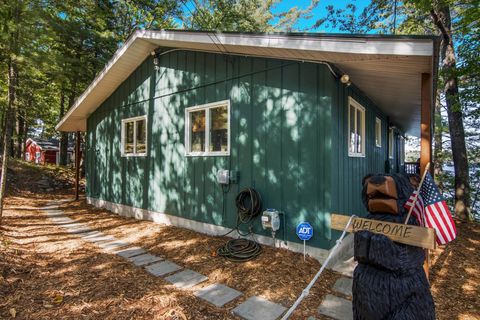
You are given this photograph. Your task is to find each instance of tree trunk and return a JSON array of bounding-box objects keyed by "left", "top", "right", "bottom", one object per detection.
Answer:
[
  {"left": 8, "top": 112, "right": 15, "bottom": 157},
  {"left": 59, "top": 90, "right": 69, "bottom": 165},
  {"left": 0, "top": 62, "right": 16, "bottom": 223},
  {"left": 16, "top": 108, "right": 25, "bottom": 159},
  {"left": 431, "top": 6, "right": 471, "bottom": 221},
  {"left": 0, "top": 2, "right": 20, "bottom": 224},
  {"left": 433, "top": 88, "right": 444, "bottom": 191}
]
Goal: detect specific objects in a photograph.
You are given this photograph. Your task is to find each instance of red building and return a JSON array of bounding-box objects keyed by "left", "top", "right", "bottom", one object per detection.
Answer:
[{"left": 24, "top": 138, "right": 73, "bottom": 165}]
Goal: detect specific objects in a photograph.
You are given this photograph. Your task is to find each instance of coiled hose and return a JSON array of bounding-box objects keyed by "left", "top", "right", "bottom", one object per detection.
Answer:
[{"left": 217, "top": 188, "right": 263, "bottom": 262}]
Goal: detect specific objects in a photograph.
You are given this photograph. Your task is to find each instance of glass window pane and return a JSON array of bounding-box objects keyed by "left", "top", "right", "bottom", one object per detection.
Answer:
[
  {"left": 136, "top": 119, "right": 146, "bottom": 154},
  {"left": 125, "top": 121, "right": 134, "bottom": 154},
  {"left": 349, "top": 106, "right": 355, "bottom": 153},
  {"left": 357, "top": 109, "right": 362, "bottom": 153},
  {"left": 209, "top": 106, "right": 228, "bottom": 152},
  {"left": 190, "top": 110, "right": 205, "bottom": 152}
]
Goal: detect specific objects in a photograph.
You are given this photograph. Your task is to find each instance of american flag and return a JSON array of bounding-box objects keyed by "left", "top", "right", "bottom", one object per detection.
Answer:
[
  {"left": 405, "top": 172, "right": 457, "bottom": 245},
  {"left": 405, "top": 190, "right": 425, "bottom": 226}
]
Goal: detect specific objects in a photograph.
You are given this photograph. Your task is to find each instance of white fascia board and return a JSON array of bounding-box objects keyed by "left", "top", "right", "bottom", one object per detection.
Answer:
[
  {"left": 142, "top": 30, "right": 434, "bottom": 57},
  {"left": 56, "top": 30, "right": 435, "bottom": 132},
  {"left": 56, "top": 30, "right": 152, "bottom": 132}
]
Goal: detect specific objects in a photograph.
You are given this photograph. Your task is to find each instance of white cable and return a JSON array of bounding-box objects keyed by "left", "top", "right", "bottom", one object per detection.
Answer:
[{"left": 281, "top": 215, "right": 357, "bottom": 320}]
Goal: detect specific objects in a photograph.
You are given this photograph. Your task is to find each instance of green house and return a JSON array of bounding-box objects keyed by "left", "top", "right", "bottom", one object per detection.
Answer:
[{"left": 57, "top": 30, "right": 438, "bottom": 259}]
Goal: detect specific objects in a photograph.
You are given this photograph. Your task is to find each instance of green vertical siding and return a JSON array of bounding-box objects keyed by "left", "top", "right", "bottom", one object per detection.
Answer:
[
  {"left": 86, "top": 50, "right": 392, "bottom": 250},
  {"left": 330, "top": 83, "right": 389, "bottom": 222}
]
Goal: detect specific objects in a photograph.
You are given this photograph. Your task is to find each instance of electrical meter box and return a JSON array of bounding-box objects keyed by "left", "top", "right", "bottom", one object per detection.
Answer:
[
  {"left": 216, "top": 170, "right": 239, "bottom": 184},
  {"left": 261, "top": 209, "right": 280, "bottom": 231},
  {"left": 216, "top": 169, "right": 230, "bottom": 184}
]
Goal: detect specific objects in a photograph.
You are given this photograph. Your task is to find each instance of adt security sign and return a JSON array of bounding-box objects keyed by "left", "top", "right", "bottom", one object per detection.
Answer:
[
  {"left": 296, "top": 222, "right": 313, "bottom": 241},
  {"left": 297, "top": 222, "right": 313, "bottom": 261}
]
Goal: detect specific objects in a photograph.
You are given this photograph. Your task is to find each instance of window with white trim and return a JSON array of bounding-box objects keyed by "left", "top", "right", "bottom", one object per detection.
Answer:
[
  {"left": 121, "top": 115, "right": 147, "bottom": 156},
  {"left": 388, "top": 128, "right": 394, "bottom": 159},
  {"left": 348, "top": 97, "right": 365, "bottom": 157},
  {"left": 185, "top": 100, "right": 230, "bottom": 156},
  {"left": 375, "top": 117, "right": 382, "bottom": 147}
]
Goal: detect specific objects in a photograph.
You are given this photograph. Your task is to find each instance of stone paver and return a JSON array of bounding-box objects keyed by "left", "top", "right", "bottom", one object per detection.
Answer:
[
  {"left": 61, "top": 222, "right": 84, "bottom": 228},
  {"left": 317, "top": 294, "right": 353, "bottom": 320},
  {"left": 128, "top": 253, "right": 163, "bottom": 267},
  {"left": 333, "top": 277, "right": 353, "bottom": 297},
  {"left": 165, "top": 269, "right": 207, "bottom": 289},
  {"left": 65, "top": 227, "right": 93, "bottom": 234},
  {"left": 80, "top": 230, "right": 103, "bottom": 241},
  {"left": 44, "top": 210, "right": 65, "bottom": 216},
  {"left": 97, "top": 240, "right": 130, "bottom": 252},
  {"left": 51, "top": 217, "right": 75, "bottom": 223},
  {"left": 84, "top": 235, "right": 116, "bottom": 243},
  {"left": 145, "top": 260, "right": 181, "bottom": 276},
  {"left": 195, "top": 283, "right": 242, "bottom": 307},
  {"left": 115, "top": 247, "right": 147, "bottom": 258},
  {"left": 232, "top": 296, "right": 287, "bottom": 320},
  {"left": 80, "top": 231, "right": 103, "bottom": 238}
]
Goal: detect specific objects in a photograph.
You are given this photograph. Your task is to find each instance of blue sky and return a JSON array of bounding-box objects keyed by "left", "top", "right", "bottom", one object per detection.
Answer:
[
  {"left": 271, "top": 0, "right": 371, "bottom": 32},
  {"left": 274, "top": 0, "right": 370, "bottom": 32},
  {"left": 180, "top": 0, "right": 372, "bottom": 33}
]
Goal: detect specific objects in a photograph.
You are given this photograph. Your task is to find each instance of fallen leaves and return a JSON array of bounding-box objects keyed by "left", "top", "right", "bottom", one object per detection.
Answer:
[
  {"left": 1, "top": 160, "right": 478, "bottom": 320},
  {"left": 53, "top": 294, "right": 64, "bottom": 304}
]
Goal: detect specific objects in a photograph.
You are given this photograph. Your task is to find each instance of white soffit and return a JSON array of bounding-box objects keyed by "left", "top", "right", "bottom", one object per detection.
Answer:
[{"left": 56, "top": 30, "right": 435, "bottom": 135}]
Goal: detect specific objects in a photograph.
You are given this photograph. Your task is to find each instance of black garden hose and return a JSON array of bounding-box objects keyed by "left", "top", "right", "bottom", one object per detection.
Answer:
[
  {"left": 217, "top": 188, "right": 263, "bottom": 262},
  {"left": 217, "top": 238, "right": 262, "bottom": 262},
  {"left": 235, "top": 188, "right": 263, "bottom": 224}
]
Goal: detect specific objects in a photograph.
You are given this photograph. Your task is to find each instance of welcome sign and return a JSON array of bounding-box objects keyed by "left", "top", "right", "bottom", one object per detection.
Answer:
[{"left": 331, "top": 214, "right": 436, "bottom": 250}]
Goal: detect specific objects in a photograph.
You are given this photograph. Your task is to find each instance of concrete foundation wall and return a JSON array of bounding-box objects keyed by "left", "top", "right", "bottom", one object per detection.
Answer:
[{"left": 87, "top": 196, "right": 332, "bottom": 263}]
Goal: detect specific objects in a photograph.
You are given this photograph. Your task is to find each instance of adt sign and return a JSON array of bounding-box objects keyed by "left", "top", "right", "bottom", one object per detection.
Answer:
[{"left": 296, "top": 222, "right": 313, "bottom": 241}]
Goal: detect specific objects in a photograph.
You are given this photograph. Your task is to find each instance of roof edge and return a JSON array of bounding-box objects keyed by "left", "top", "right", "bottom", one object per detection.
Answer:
[{"left": 56, "top": 29, "right": 439, "bottom": 133}]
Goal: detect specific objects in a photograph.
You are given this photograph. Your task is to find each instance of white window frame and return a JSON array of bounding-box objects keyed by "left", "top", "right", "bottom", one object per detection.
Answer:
[
  {"left": 185, "top": 100, "right": 230, "bottom": 157},
  {"left": 388, "top": 127, "right": 394, "bottom": 159},
  {"left": 375, "top": 117, "right": 382, "bottom": 148},
  {"left": 121, "top": 115, "right": 148, "bottom": 157},
  {"left": 348, "top": 97, "right": 366, "bottom": 157}
]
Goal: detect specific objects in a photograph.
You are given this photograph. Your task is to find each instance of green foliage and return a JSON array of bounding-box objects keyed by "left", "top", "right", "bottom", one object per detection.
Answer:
[
  {"left": 311, "top": 0, "right": 479, "bottom": 217},
  {"left": 0, "top": 0, "right": 183, "bottom": 141},
  {"left": 181, "top": 0, "right": 277, "bottom": 32},
  {"left": 181, "top": 0, "right": 319, "bottom": 32}
]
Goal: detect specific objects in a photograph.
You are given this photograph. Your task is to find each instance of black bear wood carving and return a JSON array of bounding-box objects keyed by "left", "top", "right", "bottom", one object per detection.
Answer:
[{"left": 352, "top": 173, "right": 435, "bottom": 320}]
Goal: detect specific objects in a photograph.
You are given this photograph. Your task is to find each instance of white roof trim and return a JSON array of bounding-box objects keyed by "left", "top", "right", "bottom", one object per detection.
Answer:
[{"left": 56, "top": 30, "right": 436, "bottom": 134}]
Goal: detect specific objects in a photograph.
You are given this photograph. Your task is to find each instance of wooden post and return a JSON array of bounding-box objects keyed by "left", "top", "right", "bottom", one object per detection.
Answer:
[
  {"left": 75, "top": 131, "right": 80, "bottom": 201},
  {"left": 420, "top": 73, "right": 432, "bottom": 280},
  {"left": 420, "top": 73, "right": 432, "bottom": 175}
]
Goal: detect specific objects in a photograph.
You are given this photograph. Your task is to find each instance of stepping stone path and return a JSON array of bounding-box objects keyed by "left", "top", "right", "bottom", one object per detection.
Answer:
[
  {"left": 332, "top": 277, "right": 353, "bottom": 297},
  {"left": 165, "top": 269, "right": 208, "bottom": 289},
  {"left": 145, "top": 261, "right": 181, "bottom": 276},
  {"left": 128, "top": 253, "right": 164, "bottom": 266},
  {"left": 97, "top": 240, "right": 130, "bottom": 252},
  {"left": 41, "top": 202, "right": 290, "bottom": 320},
  {"left": 318, "top": 277, "right": 354, "bottom": 320},
  {"left": 232, "top": 296, "right": 287, "bottom": 320},
  {"left": 115, "top": 247, "right": 147, "bottom": 258},
  {"left": 194, "top": 284, "right": 242, "bottom": 307}
]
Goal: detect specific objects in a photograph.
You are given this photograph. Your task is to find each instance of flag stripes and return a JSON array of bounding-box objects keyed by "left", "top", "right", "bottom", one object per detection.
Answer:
[
  {"left": 404, "top": 172, "right": 457, "bottom": 245},
  {"left": 405, "top": 191, "right": 424, "bottom": 226}
]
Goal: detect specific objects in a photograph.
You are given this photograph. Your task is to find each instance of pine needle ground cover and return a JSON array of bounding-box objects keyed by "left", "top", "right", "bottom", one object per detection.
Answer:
[{"left": 0, "top": 161, "right": 479, "bottom": 319}]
